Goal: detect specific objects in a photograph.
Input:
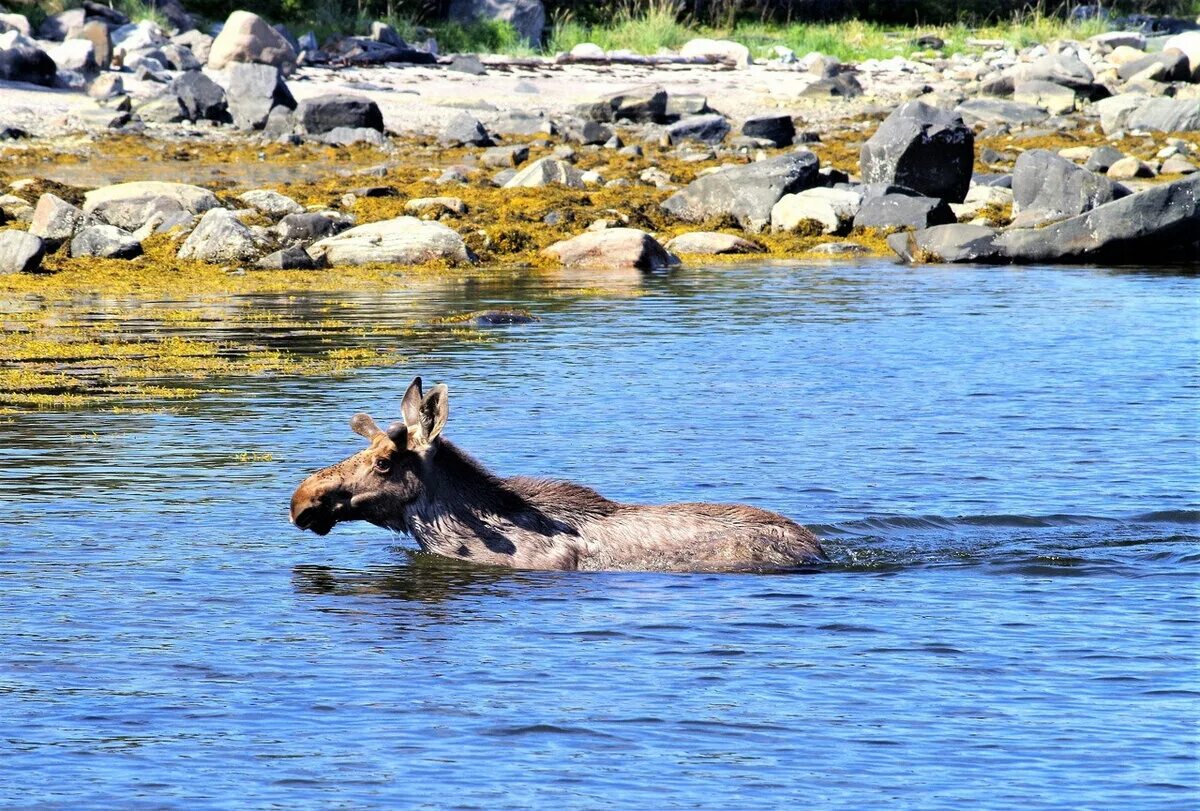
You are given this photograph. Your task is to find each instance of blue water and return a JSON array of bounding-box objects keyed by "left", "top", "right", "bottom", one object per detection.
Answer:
[{"left": 2, "top": 261, "right": 1198, "bottom": 809}]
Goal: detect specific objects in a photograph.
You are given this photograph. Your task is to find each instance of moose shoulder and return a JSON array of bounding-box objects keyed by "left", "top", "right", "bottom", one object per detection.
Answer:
[{"left": 290, "top": 377, "right": 827, "bottom": 572}]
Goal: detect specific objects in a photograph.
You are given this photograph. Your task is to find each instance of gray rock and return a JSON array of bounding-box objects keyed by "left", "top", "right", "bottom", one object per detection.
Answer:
[
  {"left": 544, "top": 228, "right": 678, "bottom": 270},
  {"left": 29, "top": 193, "right": 83, "bottom": 248},
  {"left": 441, "top": 112, "right": 493, "bottom": 146},
  {"left": 663, "top": 232, "right": 763, "bottom": 254},
  {"left": 0, "top": 194, "right": 33, "bottom": 223},
  {"left": 1096, "top": 94, "right": 1149, "bottom": 135},
  {"left": 83, "top": 181, "right": 219, "bottom": 231},
  {"left": 38, "top": 9, "right": 85, "bottom": 41},
  {"left": 771, "top": 187, "right": 862, "bottom": 234},
  {"left": 995, "top": 174, "right": 1200, "bottom": 263},
  {"left": 661, "top": 151, "right": 821, "bottom": 233},
  {"left": 255, "top": 246, "right": 316, "bottom": 269},
  {"left": 741, "top": 114, "right": 794, "bottom": 148},
  {"left": 0, "top": 229, "right": 44, "bottom": 274},
  {"left": 666, "top": 114, "right": 730, "bottom": 145},
  {"left": 853, "top": 193, "right": 956, "bottom": 230},
  {"left": 296, "top": 93, "right": 383, "bottom": 134},
  {"left": 448, "top": 54, "right": 486, "bottom": 75},
  {"left": 800, "top": 75, "right": 862, "bottom": 99},
  {"left": 888, "top": 223, "right": 1000, "bottom": 263},
  {"left": 560, "top": 117, "right": 612, "bottom": 146},
  {"left": 370, "top": 21, "right": 406, "bottom": 47},
  {"left": 316, "top": 127, "right": 387, "bottom": 147},
  {"left": 1013, "top": 80, "right": 1075, "bottom": 115},
  {"left": 1126, "top": 98, "right": 1200, "bottom": 133},
  {"left": 1018, "top": 51, "right": 1095, "bottom": 91},
  {"left": 860, "top": 101, "right": 974, "bottom": 204},
  {"left": 70, "top": 224, "right": 142, "bottom": 259},
  {"left": 307, "top": 216, "right": 475, "bottom": 266},
  {"left": 207, "top": 10, "right": 297, "bottom": 73},
  {"left": 135, "top": 95, "right": 186, "bottom": 124},
  {"left": 237, "top": 189, "right": 303, "bottom": 218},
  {"left": 173, "top": 71, "right": 229, "bottom": 123},
  {"left": 576, "top": 85, "right": 667, "bottom": 124},
  {"left": 482, "top": 145, "right": 529, "bottom": 168},
  {"left": 666, "top": 93, "right": 709, "bottom": 117},
  {"left": 955, "top": 98, "right": 1048, "bottom": 128},
  {"left": 1011, "top": 149, "right": 1124, "bottom": 227},
  {"left": 178, "top": 208, "right": 268, "bottom": 263},
  {"left": 503, "top": 157, "right": 585, "bottom": 189},
  {"left": 276, "top": 212, "right": 351, "bottom": 245},
  {"left": 87, "top": 73, "right": 123, "bottom": 99},
  {"left": 1106, "top": 156, "right": 1154, "bottom": 180},
  {"left": 1161, "top": 154, "right": 1198, "bottom": 175},
  {"left": 49, "top": 38, "right": 96, "bottom": 74},
  {"left": 492, "top": 110, "right": 548, "bottom": 136},
  {"left": 1117, "top": 51, "right": 1190, "bottom": 83},
  {"left": 172, "top": 30, "right": 213, "bottom": 64},
  {"left": 447, "top": 0, "right": 545, "bottom": 44},
  {"left": 225, "top": 62, "right": 294, "bottom": 130},
  {"left": 263, "top": 105, "right": 296, "bottom": 136}
]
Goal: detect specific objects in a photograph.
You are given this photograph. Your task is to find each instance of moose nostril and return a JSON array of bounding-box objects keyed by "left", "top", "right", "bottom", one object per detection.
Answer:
[{"left": 293, "top": 505, "right": 318, "bottom": 529}]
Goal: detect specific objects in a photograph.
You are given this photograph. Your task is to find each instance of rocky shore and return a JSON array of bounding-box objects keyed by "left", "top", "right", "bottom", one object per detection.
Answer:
[{"left": 2, "top": 7, "right": 1199, "bottom": 282}]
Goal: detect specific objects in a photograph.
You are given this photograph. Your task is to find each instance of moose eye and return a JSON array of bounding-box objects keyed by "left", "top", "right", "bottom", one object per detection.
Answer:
[{"left": 373, "top": 457, "right": 392, "bottom": 475}]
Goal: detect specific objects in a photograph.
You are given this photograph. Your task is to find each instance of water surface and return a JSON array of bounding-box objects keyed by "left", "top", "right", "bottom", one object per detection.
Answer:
[{"left": 2, "top": 261, "right": 1197, "bottom": 809}]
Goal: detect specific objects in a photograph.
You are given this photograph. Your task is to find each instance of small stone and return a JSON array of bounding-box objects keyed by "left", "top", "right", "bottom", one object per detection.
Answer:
[
  {"left": 405, "top": 197, "right": 468, "bottom": 217},
  {"left": 481, "top": 145, "right": 529, "bottom": 168},
  {"left": 503, "top": 157, "right": 586, "bottom": 189},
  {"left": 1161, "top": 155, "right": 1198, "bottom": 175},
  {"left": 255, "top": 246, "right": 316, "bottom": 269},
  {"left": 0, "top": 229, "right": 45, "bottom": 274},
  {"left": 87, "top": 73, "right": 123, "bottom": 99},
  {"left": 71, "top": 224, "right": 142, "bottom": 259},
  {"left": 237, "top": 189, "right": 303, "bottom": 218},
  {"left": 544, "top": 228, "right": 679, "bottom": 271},
  {"left": 441, "top": 112, "right": 492, "bottom": 147},
  {"left": 1106, "top": 156, "right": 1154, "bottom": 180}
]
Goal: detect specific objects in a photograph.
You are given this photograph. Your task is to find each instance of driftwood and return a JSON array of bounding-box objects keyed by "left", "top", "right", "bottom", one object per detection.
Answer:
[
  {"left": 326, "top": 37, "right": 438, "bottom": 66},
  {"left": 556, "top": 53, "right": 734, "bottom": 67}
]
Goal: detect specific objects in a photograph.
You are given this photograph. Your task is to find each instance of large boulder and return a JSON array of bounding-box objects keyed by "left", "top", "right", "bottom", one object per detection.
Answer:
[
  {"left": 1164, "top": 31, "right": 1200, "bottom": 79},
  {"left": 178, "top": 208, "right": 268, "bottom": 263},
  {"left": 0, "top": 31, "right": 57, "bottom": 87},
  {"left": 741, "top": 114, "right": 795, "bottom": 147},
  {"left": 224, "top": 62, "right": 294, "bottom": 130},
  {"left": 71, "top": 20, "right": 111, "bottom": 70},
  {"left": 207, "top": 10, "right": 296, "bottom": 73},
  {"left": 1011, "top": 150, "right": 1124, "bottom": 227},
  {"left": 1096, "top": 93, "right": 1149, "bottom": 135},
  {"left": 661, "top": 152, "right": 821, "bottom": 233},
  {"left": 771, "top": 187, "right": 862, "bottom": 234},
  {"left": 995, "top": 175, "right": 1200, "bottom": 263},
  {"left": 70, "top": 224, "right": 142, "bottom": 259},
  {"left": 83, "top": 182, "right": 220, "bottom": 231},
  {"left": 441, "top": 112, "right": 493, "bottom": 147},
  {"left": 666, "top": 114, "right": 730, "bottom": 145},
  {"left": 852, "top": 192, "right": 955, "bottom": 230},
  {"left": 296, "top": 94, "right": 382, "bottom": 135},
  {"left": 29, "top": 193, "right": 84, "bottom": 249},
  {"left": 954, "top": 98, "right": 1048, "bottom": 128},
  {"left": 0, "top": 229, "right": 44, "bottom": 274},
  {"left": 503, "top": 157, "right": 585, "bottom": 189},
  {"left": 307, "top": 217, "right": 474, "bottom": 266},
  {"left": 1013, "top": 80, "right": 1075, "bottom": 115},
  {"left": 1118, "top": 51, "right": 1191, "bottom": 83},
  {"left": 173, "top": 71, "right": 229, "bottom": 124},
  {"left": 887, "top": 224, "right": 1000, "bottom": 263},
  {"left": 860, "top": 101, "right": 974, "bottom": 204},
  {"left": 48, "top": 38, "right": 96, "bottom": 75},
  {"left": 575, "top": 85, "right": 667, "bottom": 124},
  {"left": 544, "top": 228, "right": 678, "bottom": 271},
  {"left": 1016, "top": 51, "right": 1095, "bottom": 91},
  {"left": 447, "top": 0, "right": 545, "bottom": 45},
  {"left": 1126, "top": 99, "right": 1200, "bottom": 133}
]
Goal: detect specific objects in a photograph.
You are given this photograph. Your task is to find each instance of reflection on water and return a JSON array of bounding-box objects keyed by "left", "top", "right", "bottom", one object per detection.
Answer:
[{"left": 1, "top": 260, "right": 1197, "bottom": 809}]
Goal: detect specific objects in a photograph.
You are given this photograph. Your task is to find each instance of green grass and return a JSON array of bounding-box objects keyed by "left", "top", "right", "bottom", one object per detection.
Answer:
[{"left": 115, "top": 0, "right": 173, "bottom": 29}]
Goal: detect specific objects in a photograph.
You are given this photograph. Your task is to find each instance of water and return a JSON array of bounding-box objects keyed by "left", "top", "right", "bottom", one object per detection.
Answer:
[{"left": 2, "top": 261, "right": 1198, "bottom": 809}]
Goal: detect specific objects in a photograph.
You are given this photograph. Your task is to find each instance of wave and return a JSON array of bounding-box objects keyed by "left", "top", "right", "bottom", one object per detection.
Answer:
[{"left": 813, "top": 510, "right": 1199, "bottom": 537}]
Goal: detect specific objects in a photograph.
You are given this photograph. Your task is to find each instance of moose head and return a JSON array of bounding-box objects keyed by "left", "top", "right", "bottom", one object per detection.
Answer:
[{"left": 290, "top": 377, "right": 449, "bottom": 536}]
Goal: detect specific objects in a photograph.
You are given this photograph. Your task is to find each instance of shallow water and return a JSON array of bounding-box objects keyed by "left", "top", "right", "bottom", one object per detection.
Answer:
[{"left": 2, "top": 261, "right": 1198, "bottom": 809}]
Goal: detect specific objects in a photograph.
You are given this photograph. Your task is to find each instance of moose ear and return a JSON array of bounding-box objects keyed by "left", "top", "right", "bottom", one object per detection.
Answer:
[
  {"left": 421, "top": 384, "right": 449, "bottom": 443},
  {"left": 350, "top": 412, "right": 382, "bottom": 440},
  {"left": 401, "top": 376, "right": 424, "bottom": 438}
]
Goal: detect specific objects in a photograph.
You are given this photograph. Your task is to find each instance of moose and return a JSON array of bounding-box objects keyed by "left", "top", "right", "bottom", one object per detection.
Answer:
[{"left": 290, "top": 377, "right": 827, "bottom": 571}]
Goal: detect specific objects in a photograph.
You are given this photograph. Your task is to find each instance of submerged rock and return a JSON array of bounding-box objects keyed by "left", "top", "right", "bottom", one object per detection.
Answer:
[
  {"left": 544, "top": 228, "right": 678, "bottom": 271},
  {"left": 663, "top": 232, "right": 764, "bottom": 254},
  {"left": 307, "top": 217, "right": 474, "bottom": 266},
  {"left": 661, "top": 152, "right": 821, "bottom": 233},
  {"left": 860, "top": 101, "right": 974, "bottom": 203},
  {"left": 0, "top": 229, "right": 45, "bottom": 274},
  {"left": 887, "top": 223, "right": 1000, "bottom": 263}
]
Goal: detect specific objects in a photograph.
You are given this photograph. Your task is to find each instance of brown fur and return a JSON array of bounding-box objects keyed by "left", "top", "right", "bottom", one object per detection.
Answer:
[{"left": 290, "top": 378, "right": 826, "bottom": 572}]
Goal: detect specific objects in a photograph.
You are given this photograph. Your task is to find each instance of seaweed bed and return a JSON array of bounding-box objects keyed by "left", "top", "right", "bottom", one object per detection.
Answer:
[{"left": 2, "top": 123, "right": 1194, "bottom": 412}]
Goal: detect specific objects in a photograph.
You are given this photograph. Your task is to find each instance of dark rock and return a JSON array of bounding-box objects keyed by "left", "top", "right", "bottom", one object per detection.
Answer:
[
  {"left": 0, "top": 127, "right": 29, "bottom": 140},
  {"left": 157, "top": 0, "right": 195, "bottom": 33},
  {"left": 0, "top": 35, "right": 57, "bottom": 86},
  {"left": 560, "top": 116, "right": 612, "bottom": 145},
  {"left": 0, "top": 229, "right": 45, "bottom": 274},
  {"left": 666, "top": 114, "right": 730, "bottom": 145},
  {"left": 1010, "top": 149, "right": 1124, "bottom": 227},
  {"left": 853, "top": 193, "right": 956, "bottom": 229},
  {"left": 447, "top": 54, "right": 486, "bottom": 75},
  {"left": 860, "top": 101, "right": 974, "bottom": 204},
  {"left": 296, "top": 93, "right": 383, "bottom": 134},
  {"left": 448, "top": 0, "right": 545, "bottom": 44},
  {"left": 160, "top": 42, "right": 201, "bottom": 71},
  {"left": 225, "top": 62, "right": 295, "bottom": 130},
  {"left": 800, "top": 74, "right": 863, "bottom": 99},
  {"left": 71, "top": 224, "right": 142, "bottom": 259},
  {"left": 276, "top": 212, "right": 350, "bottom": 245},
  {"left": 441, "top": 112, "right": 493, "bottom": 146},
  {"left": 576, "top": 85, "right": 667, "bottom": 124},
  {"left": 741, "top": 114, "right": 794, "bottom": 148},
  {"left": 470, "top": 309, "right": 539, "bottom": 325},
  {"left": 81, "top": 1, "right": 128, "bottom": 26},
  {"left": 38, "top": 9, "right": 86, "bottom": 41},
  {"left": 914, "top": 35, "right": 945, "bottom": 49},
  {"left": 888, "top": 224, "right": 1000, "bottom": 263},
  {"left": 980, "top": 75, "right": 1015, "bottom": 97},
  {"left": 1085, "top": 146, "right": 1126, "bottom": 173},
  {"left": 173, "top": 71, "right": 229, "bottom": 123},
  {"left": 369, "top": 21, "right": 406, "bottom": 48},
  {"left": 255, "top": 246, "right": 316, "bottom": 269},
  {"left": 1126, "top": 98, "right": 1200, "bottom": 132},
  {"left": 661, "top": 151, "right": 821, "bottom": 232}
]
